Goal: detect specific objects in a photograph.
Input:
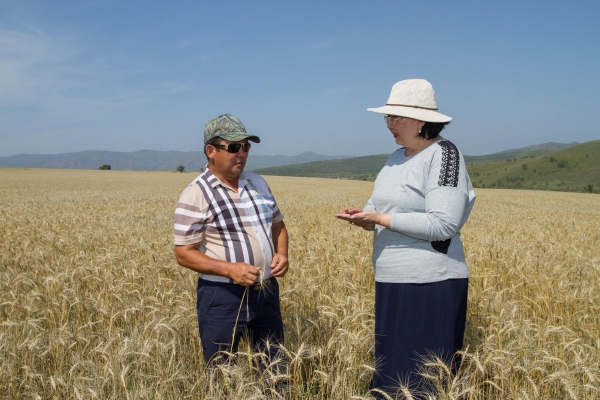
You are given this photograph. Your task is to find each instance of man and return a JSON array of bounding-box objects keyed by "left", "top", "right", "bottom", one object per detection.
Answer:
[{"left": 174, "top": 114, "right": 289, "bottom": 365}]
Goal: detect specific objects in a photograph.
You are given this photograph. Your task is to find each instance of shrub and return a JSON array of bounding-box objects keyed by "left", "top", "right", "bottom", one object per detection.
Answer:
[{"left": 99, "top": 164, "right": 111, "bottom": 170}]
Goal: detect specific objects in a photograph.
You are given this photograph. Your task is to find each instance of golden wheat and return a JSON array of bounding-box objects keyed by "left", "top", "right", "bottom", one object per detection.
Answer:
[{"left": 1, "top": 169, "right": 598, "bottom": 399}]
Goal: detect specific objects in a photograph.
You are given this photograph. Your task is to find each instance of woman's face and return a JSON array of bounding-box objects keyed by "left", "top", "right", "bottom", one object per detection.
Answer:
[{"left": 386, "top": 115, "right": 425, "bottom": 147}]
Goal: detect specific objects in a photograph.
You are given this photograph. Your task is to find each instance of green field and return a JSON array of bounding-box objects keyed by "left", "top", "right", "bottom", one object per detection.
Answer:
[
  {"left": 468, "top": 139, "right": 600, "bottom": 192},
  {"left": 463, "top": 142, "right": 577, "bottom": 163},
  {"left": 254, "top": 154, "right": 389, "bottom": 181},
  {"left": 254, "top": 140, "right": 600, "bottom": 193}
]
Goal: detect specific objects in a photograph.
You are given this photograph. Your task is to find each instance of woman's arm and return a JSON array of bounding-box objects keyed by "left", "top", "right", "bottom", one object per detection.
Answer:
[{"left": 343, "top": 185, "right": 471, "bottom": 241}]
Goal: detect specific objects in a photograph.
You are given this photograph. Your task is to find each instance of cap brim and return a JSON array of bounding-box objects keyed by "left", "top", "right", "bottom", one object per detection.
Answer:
[
  {"left": 367, "top": 106, "right": 452, "bottom": 123},
  {"left": 215, "top": 132, "right": 261, "bottom": 143}
]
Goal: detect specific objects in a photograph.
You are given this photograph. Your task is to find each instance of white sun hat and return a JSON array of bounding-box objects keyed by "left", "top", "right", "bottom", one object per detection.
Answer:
[{"left": 367, "top": 79, "right": 452, "bottom": 123}]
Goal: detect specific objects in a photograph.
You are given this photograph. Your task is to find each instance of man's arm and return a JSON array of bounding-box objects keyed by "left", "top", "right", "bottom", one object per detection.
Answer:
[
  {"left": 174, "top": 244, "right": 260, "bottom": 286},
  {"left": 270, "top": 220, "right": 289, "bottom": 277}
]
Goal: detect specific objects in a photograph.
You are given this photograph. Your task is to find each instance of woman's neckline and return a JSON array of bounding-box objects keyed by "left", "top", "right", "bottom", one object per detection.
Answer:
[{"left": 403, "top": 137, "right": 444, "bottom": 157}]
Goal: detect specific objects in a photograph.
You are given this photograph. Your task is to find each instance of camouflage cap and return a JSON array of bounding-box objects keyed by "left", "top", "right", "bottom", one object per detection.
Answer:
[{"left": 203, "top": 114, "right": 261, "bottom": 144}]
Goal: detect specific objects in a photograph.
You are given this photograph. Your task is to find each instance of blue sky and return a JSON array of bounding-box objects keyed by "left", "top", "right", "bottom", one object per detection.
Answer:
[{"left": 1, "top": 0, "right": 599, "bottom": 157}]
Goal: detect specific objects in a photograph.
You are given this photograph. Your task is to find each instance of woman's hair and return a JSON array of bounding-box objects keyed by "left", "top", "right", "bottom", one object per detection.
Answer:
[{"left": 419, "top": 121, "right": 451, "bottom": 140}]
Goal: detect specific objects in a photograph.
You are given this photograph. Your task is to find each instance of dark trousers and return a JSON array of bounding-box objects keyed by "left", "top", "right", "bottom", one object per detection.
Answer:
[
  {"left": 196, "top": 277, "right": 284, "bottom": 366},
  {"left": 372, "top": 279, "right": 468, "bottom": 399}
]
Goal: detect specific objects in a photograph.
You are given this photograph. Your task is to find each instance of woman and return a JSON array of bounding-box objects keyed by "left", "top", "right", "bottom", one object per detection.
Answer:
[{"left": 335, "top": 79, "right": 476, "bottom": 397}]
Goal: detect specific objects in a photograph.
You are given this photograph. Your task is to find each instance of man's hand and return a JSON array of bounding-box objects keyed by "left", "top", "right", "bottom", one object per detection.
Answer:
[
  {"left": 271, "top": 220, "right": 289, "bottom": 278},
  {"left": 271, "top": 253, "right": 289, "bottom": 277},
  {"left": 175, "top": 244, "right": 261, "bottom": 286},
  {"left": 229, "top": 262, "right": 261, "bottom": 286}
]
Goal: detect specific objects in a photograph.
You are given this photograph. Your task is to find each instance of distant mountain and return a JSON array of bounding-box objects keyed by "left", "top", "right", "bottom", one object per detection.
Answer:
[
  {"left": 464, "top": 142, "right": 579, "bottom": 163},
  {"left": 253, "top": 140, "right": 599, "bottom": 193},
  {"left": 0, "top": 150, "right": 348, "bottom": 171},
  {"left": 254, "top": 154, "right": 389, "bottom": 181},
  {"left": 253, "top": 142, "right": 581, "bottom": 180},
  {"left": 247, "top": 152, "right": 349, "bottom": 170}
]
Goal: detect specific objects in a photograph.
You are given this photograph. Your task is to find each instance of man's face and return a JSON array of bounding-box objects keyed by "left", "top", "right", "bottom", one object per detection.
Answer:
[{"left": 206, "top": 139, "right": 250, "bottom": 178}]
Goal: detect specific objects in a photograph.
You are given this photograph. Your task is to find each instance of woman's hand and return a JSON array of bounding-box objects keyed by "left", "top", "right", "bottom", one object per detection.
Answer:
[{"left": 335, "top": 208, "right": 389, "bottom": 230}]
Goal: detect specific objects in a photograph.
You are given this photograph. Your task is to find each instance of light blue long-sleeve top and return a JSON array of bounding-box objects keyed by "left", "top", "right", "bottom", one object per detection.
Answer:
[{"left": 364, "top": 138, "right": 476, "bottom": 283}]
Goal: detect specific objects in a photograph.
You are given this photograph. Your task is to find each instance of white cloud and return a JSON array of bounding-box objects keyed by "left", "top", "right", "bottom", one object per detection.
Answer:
[{"left": 0, "top": 28, "right": 195, "bottom": 116}]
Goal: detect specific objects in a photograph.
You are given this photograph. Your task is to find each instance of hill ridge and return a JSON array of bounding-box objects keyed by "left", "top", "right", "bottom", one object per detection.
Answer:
[
  {"left": 253, "top": 140, "right": 600, "bottom": 193},
  {"left": 0, "top": 149, "right": 349, "bottom": 171}
]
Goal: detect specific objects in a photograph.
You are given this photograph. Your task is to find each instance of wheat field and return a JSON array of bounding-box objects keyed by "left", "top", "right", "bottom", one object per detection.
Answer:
[{"left": 1, "top": 168, "right": 599, "bottom": 399}]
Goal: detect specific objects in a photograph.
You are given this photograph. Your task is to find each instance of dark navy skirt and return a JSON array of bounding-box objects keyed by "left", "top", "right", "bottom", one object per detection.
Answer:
[{"left": 372, "top": 278, "right": 468, "bottom": 399}]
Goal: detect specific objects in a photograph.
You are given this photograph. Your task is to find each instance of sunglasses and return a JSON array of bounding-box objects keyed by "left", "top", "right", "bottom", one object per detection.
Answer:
[
  {"left": 212, "top": 142, "right": 252, "bottom": 153},
  {"left": 384, "top": 115, "right": 404, "bottom": 126}
]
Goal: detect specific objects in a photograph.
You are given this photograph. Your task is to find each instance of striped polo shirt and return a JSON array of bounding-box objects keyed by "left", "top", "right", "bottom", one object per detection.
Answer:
[{"left": 174, "top": 169, "right": 284, "bottom": 283}]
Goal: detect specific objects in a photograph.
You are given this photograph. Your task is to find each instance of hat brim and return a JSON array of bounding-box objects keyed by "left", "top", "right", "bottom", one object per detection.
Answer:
[{"left": 367, "top": 105, "right": 452, "bottom": 123}]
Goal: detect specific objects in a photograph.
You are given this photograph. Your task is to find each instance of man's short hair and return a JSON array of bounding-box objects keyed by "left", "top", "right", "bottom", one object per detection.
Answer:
[{"left": 204, "top": 137, "right": 222, "bottom": 160}]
